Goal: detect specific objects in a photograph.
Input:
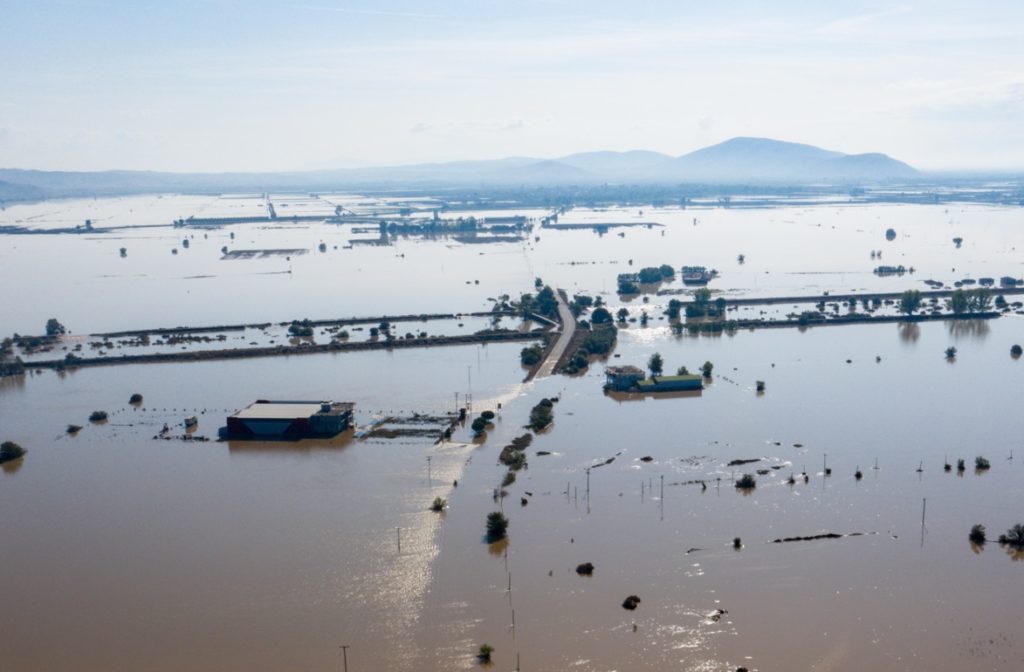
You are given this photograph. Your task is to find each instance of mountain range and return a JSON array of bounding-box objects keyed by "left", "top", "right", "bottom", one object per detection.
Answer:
[{"left": 0, "top": 137, "right": 920, "bottom": 198}]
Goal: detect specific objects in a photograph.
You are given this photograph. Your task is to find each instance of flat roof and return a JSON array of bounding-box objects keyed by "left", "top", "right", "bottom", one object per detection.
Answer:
[
  {"left": 607, "top": 365, "right": 645, "bottom": 375},
  {"left": 232, "top": 400, "right": 350, "bottom": 420}
]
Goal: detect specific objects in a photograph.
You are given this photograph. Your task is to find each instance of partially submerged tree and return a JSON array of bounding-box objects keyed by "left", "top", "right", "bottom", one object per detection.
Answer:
[
  {"left": 45, "top": 318, "right": 67, "bottom": 336},
  {"left": 485, "top": 512, "right": 509, "bottom": 542},
  {"left": 898, "top": 290, "right": 923, "bottom": 316},
  {"left": 0, "top": 441, "right": 26, "bottom": 464},
  {"left": 735, "top": 473, "right": 757, "bottom": 489},
  {"left": 969, "top": 524, "right": 987, "bottom": 544},
  {"left": 648, "top": 352, "right": 664, "bottom": 376},
  {"left": 998, "top": 524, "right": 1024, "bottom": 547}
]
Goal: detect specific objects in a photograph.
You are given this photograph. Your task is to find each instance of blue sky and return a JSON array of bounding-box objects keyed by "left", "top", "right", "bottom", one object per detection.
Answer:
[{"left": 1, "top": 0, "right": 1023, "bottom": 171}]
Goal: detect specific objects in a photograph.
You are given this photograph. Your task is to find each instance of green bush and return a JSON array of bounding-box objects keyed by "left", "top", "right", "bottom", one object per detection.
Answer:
[
  {"left": 998, "top": 524, "right": 1024, "bottom": 547},
  {"left": 527, "top": 399, "right": 554, "bottom": 431},
  {"left": 975, "top": 456, "right": 991, "bottom": 470},
  {"left": 480, "top": 410, "right": 496, "bottom": 421},
  {"left": 471, "top": 417, "right": 487, "bottom": 434},
  {"left": 735, "top": 473, "right": 757, "bottom": 489},
  {"left": 288, "top": 319, "right": 314, "bottom": 337},
  {"left": 520, "top": 344, "right": 543, "bottom": 366},
  {"left": 969, "top": 524, "right": 986, "bottom": 544},
  {"left": 431, "top": 497, "right": 446, "bottom": 512},
  {"left": 1012, "top": 344, "right": 1023, "bottom": 357},
  {"left": 617, "top": 278, "right": 639, "bottom": 294},
  {"left": 0, "top": 441, "right": 26, "bottom": 464},
  {"left": 486, "top": 512, "right": 509, "bottom": 542},
  {"left": 89, "top": 410, "right": 108, "bottom": 422},
  {"left": 129, "top": 393, "right": 143, "bottom": 404},
  {"left": 591, "top": 307, "right": 612, "bottom": 324},
  {"left": 477, "top": 643, "right": 494, "bottom": 663}
]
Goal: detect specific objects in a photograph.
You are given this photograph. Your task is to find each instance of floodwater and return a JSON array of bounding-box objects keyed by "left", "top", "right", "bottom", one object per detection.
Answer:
[
  {"left": 2, "top": 195, "right": 1024, "bottom": 671},
  {"left": 2, "top": 196, "right": 1023, "bottom": 335}
]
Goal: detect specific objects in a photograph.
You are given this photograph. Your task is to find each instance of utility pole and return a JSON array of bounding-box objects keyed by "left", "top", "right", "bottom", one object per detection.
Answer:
[{"left": 339, "top": 645, "right": 350, "bottom": 672}]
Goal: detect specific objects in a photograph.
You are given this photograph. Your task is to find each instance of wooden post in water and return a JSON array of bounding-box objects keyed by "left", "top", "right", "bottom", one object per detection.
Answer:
[
  {"left": 921, "top": 498, "right": 927, "bottom": 528},
  {"left": 339, "top": 645, "right": 350, "bottom": 672},
  {"left": 396, "top": 527, "right": 401, "bottom": 554}
]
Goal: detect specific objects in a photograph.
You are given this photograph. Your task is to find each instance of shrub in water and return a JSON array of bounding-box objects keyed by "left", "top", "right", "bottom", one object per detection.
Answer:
[
  {"left": 0, "top": 441, "right": 26, "bottom": 464},
  {"left": 969, "top": 524, "right": 987, "bottom": 544},
  {"left": 998, "top": 524, "right": 1024, "bottom": 547},
  {"left": 735, "top": 473, "right": 757, "bottom": 489},
  {"left": 485, "top": 512, "right": 509, "bottom": 542}
]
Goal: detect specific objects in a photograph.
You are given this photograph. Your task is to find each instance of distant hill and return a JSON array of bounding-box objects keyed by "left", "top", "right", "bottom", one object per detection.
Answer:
[
  {"left": 556, "top": 150, "right": 674, "bottom": 175},
  {"left": 0, "top": 137, "right": 921, "bottom": 198},
  {"left": 0, "top": 179, "right": 49, "bottom": 201},
  {"left": 663, "top": 137, "right": 918, "bottom": 183}
]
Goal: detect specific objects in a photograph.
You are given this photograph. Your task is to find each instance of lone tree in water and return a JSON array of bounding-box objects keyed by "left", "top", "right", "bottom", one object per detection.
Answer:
[
  {"left": 0, "top": 441, "right": 27, "bottom": 464},
  {"left": 898, "top": 290, "right": 923, "bottom": 316},
  {"left": 485, "top": 512, "right": 509, "bottom": 542},
  {"left": 45, "top": 318, "right": 67, "bottom": 336},
  {"left": 648, "top": 352, "right": 664, "bottom": 376}
]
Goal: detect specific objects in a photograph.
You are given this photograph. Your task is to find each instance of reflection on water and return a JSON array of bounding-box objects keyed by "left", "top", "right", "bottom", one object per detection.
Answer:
[
  {"left": 947, "top": 318, "right": 991, "bottom": 339},
  {"left": 226, "top": 428, "right": 356, "bottom": 454},
  {"left": 898, "top": 321, "right": 921, "bottom": 342},
  {"left": 1, "top": 458, "right": 24, "bottom": 475},
  {"left": 604, "top": 389, "right": 703, "bottom": 403}
]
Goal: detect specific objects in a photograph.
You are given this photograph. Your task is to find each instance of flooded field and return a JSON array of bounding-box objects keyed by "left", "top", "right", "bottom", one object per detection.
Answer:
[
  {"left": 3, "top": 196, "right": 1024, "bottom": 335},
  {"left": 2, "top": 194, "right": 1023, "bottom": 671}
]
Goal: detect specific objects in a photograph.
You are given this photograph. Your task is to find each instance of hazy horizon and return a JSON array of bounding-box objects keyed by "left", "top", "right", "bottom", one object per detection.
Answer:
[{"left": 3, "top": 0, "right": 1023, "bottom": 173}]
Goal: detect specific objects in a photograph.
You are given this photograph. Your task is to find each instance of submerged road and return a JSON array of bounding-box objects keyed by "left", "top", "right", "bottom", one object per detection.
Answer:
[{"left": 534, "top": 289, "right": 576, "bottom": 379}]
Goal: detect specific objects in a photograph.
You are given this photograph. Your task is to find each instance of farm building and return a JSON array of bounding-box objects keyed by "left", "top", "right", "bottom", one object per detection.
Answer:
[
  {"left": 225, "top": 400, "right": 354, "bottom": 439},
  {"left": 635, "top": 374, "right": 704, "bottom": 393},
  {"left": 605, "top": 365, "right": 647, "bottom": 391}
]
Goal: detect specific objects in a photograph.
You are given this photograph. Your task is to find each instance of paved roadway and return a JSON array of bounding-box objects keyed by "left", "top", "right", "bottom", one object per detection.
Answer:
[{"left": 534, "top": 289, "right": 576, "bottom": 379}]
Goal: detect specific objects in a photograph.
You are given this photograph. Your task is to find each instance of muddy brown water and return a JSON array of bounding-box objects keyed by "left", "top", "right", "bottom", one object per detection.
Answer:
[
  {"left": 3, "top": 317, "right": 1023, "bottom": 671},
  {"left": 2, "top": 197, "right": 1024, "bottom": 671}
]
